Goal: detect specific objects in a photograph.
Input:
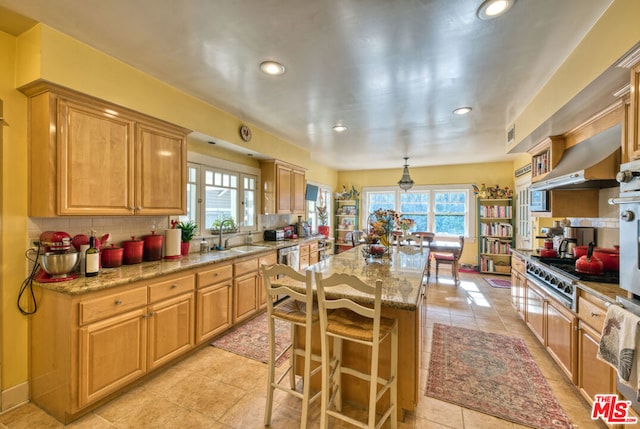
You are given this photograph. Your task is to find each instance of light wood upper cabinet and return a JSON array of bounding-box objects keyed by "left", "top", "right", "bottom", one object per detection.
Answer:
[
  {"left": 21, "top": 81, "right": 190, "bottom": 216},
  {"left": 260, "top": 159, "right": 307, "bottom": 215},
  {"left": 628, "top": 62, "right": 640, "bottom": 161},
  {"left": 136, "top": 122, "right": 187, "bottom": 215},
  {"left": 529, "top": 136, "right": 565, "bottom": 183}
]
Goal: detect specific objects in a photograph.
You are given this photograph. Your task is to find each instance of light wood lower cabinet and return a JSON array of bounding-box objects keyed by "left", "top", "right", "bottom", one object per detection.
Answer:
[
  {"left": 32, "top": 250, "right": 278, "bottom": 423},
  {"left": 511, "top": 253, "right": 526, "bottom": 316},
  {"left": 78, "top": 307, "right": 148, "bottom": 407},
  {"left": 546, "top": 298, "right": 577, "bottom": 383},
  {"left": 147, "top": 292, "right": 194, "bottom": 370},
  {"left": 577, "top": 293, "right": 616, "bottom": 412},
  {"left": 525, "top": 282, "right": 546, "bottom": 343},
  {"left": 525, "top": 280, "right": 577, "bottom": 383},
  {"left": 258, "top": 252, "right": 278, "bottom": 308},
  {"left": 196, "top": 264, "right": 233, "bottom": 344},
  {"left": 32, "top": 272, "right": 195, "bottom": 423},
  {"left": 234, "top": 272, "right": 259, "bottom": 323}
]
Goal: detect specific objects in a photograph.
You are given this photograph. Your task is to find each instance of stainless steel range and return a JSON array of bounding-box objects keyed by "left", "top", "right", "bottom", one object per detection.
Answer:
[
  {"left": 526, "top": 257, "right": 577, "bottom": 310},
  {"left": 526, "top": 256, "right": 620, "bottom": 311}
]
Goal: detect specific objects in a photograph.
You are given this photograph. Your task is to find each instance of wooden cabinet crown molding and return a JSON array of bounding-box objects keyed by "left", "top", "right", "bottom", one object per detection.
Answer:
[{"left": 20, "top": 80, "right": 192, "bottom": 134}]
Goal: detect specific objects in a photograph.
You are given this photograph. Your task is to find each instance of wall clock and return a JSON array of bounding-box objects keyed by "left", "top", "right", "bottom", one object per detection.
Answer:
[{"left": 239, "top": 125, "right": 252, "bottom": 142}]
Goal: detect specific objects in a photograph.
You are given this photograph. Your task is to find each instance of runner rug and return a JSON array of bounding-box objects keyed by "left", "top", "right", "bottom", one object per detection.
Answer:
[
  {"left": 211, "top": 312, "right": 290, "bottom": 365},
  {"left": 426, "top": 323, "right": 573, "bottom": 429},
  {"left": 484, "top": 277, "right": 512, "bottom": 288}
]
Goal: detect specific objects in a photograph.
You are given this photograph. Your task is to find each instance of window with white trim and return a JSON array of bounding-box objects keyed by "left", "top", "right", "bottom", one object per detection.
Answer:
[
  {"left": 362, "top": 185, "right": 473, "bottom": 237},
  {"left": 182, "top": 160, "right": 258, "bottom": 233}
]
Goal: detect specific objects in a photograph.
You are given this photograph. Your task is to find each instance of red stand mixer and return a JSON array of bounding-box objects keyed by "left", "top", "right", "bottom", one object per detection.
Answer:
[{"left": 34, "top": 231, "right": 80, "bottom": 282}]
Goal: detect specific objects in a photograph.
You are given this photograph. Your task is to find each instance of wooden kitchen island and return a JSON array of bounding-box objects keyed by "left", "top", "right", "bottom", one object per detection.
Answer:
[{"left": 274, "top": 246, "right": 429, "bottom": 418}]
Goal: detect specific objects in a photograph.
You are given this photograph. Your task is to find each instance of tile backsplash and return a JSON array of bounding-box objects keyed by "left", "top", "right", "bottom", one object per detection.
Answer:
[
  {"left": 28, "top": 216, "right": 172, "bottom": 248},
  {"left": 28, "top": 213, "right": 300, "bottom": 251}
]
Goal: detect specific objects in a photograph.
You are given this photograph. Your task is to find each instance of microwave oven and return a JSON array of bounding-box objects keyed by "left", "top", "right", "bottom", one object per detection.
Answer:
[{"left": 530, "top": 190, "right": 549, "bottom": 212}]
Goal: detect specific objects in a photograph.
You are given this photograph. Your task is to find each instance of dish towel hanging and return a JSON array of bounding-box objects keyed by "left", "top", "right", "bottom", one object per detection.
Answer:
[{"left": 597, "top": 304, "right": 640, "bottom": 398}]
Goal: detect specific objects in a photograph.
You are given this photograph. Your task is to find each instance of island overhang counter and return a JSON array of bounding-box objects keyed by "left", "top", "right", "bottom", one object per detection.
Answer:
[{"left": 270, "top": 246, "right": 429, "bottom": 417}]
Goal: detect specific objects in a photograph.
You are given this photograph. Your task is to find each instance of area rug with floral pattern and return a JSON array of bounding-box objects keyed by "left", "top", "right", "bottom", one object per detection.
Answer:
[
  {"left": 484, "top": 277, "right": 512, "bottom": 288},
  {"left": 426, "top": 323, "right": 573, "bottom": 429},
  {"left": 211, "top": 312, "right": 289, "bottom": 365}
]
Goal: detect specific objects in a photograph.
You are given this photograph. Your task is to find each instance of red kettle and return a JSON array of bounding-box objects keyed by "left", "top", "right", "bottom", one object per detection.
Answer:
[{"left": 575, "top": 242, "right": 604, "bottom": 275}]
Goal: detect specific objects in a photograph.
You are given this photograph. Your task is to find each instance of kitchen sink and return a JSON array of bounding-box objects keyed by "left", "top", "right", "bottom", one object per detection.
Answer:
[{"left": 229, "top": 245, "right": 270, "bottom": 253}]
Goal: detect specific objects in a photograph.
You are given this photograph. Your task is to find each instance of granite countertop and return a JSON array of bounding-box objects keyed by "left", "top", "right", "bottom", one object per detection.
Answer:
[
  {"left": 33, "top": 236, "right": 326, "bottom": 295},
  {"left": 272, "top": 246, "right": 429, "bottom": 311}
]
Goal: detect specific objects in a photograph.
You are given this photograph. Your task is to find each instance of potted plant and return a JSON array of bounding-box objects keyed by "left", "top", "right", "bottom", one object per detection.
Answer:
[
  {"left": 177, "top": 220, "right": 197, "bottom": 255},
  {"left": 317, "top": 205, "right": 330, "bottom": 238}
]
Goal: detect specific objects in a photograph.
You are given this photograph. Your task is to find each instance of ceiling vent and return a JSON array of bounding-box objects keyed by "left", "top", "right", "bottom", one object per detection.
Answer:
[{"left": 507, "top": 125, "right": 515, "bottom": 145}]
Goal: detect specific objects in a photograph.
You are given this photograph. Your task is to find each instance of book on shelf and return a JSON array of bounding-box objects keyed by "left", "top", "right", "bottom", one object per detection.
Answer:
[
  {"left": 480, "top": 222, "right": 512, "bottom": 237},
  {"left": 479, "top": 205, "right": 512, "bottom": 218}
]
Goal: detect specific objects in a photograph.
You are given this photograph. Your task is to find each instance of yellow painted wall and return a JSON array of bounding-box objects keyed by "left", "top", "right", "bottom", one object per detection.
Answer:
[
  {"left": 337, "top": 161, "right": 514, "bottom": 191},
  {"left": 1, "top": 30, "right": 29, "bottom": 390},
  {"left": 338, "top": 161, "right": 515, "bottom": 265},
  {"left": 509, "top": 0, "right": 640, "bottom": 150}
]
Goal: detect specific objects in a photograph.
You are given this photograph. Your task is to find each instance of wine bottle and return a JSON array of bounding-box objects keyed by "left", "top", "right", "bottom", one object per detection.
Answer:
[{"left": 85, "top": 236, "right": 100, "bottom": 277}]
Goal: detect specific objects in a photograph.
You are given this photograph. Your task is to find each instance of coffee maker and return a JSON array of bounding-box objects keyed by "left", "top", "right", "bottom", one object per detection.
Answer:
[{"left": 563, "top": 226, "right": 596, "bottom": 246}]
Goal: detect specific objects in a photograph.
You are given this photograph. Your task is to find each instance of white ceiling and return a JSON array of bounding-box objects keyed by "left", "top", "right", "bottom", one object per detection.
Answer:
[{"left": 0, "top": 0, "right": 623, "bottom": 170}]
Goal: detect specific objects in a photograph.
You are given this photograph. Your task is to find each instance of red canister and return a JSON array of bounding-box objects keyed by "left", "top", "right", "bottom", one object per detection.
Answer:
[
  {"left": 122, "top": 236, "right": 144, "bottom": 264},
  {"left": 101, "top": 244, "right": 124, "bottom": 268},
  {"left": 143, "top": 231, "right": 163, "bottom": 261}
]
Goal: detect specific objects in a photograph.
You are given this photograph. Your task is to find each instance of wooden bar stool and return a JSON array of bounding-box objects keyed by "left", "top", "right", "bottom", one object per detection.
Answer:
[
  {"left": 314, "top": 272, "right": 398, "bottom": 429},
  {"left": 262, "top": 264, "right": 322, "bottom": 429}
]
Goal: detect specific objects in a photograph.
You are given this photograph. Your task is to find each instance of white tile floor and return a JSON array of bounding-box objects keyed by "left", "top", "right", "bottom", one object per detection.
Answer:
[{"left": 0, "top": 271, "right": 606, "bottom": 428}]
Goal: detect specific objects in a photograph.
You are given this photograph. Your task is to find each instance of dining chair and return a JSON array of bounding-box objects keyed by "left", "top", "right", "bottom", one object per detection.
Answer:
[
  {"left": 412, "top": 232, "right": 435, "bottom": 281},
  {"left": 262, "top": 264, "right": 322, "bottom": 429},
  {"left": 314, "top": 272, "right": 398, "bottom": 429},
  {"left": 433, "top": 235, "right": 465, "bottom": 285}
]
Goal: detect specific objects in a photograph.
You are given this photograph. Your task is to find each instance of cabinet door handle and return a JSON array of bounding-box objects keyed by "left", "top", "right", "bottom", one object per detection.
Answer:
[
  {"left": 591, "top": 311, "right": 599, "bottom": 317},
  {"left": 142, "top": 314, "right": 148, "bottom": 319},
  {"left": 149, "top": 311, "right": 156, "bottom": 317},
  {"left": 137, "top": 206, "right": 143, "bottom": 211},
  {"left": 171, "top": 284, "right": 177, "bottom": 289},
  {"left": 115, "top": 299, "right": 123, "bottom": 305}
]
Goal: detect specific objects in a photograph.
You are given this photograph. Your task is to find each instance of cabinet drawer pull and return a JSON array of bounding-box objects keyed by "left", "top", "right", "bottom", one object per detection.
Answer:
[
  {"left": 591, "top": 311, "right": 600, "bottom": 317},
  {"left": 142, "top": 314, "right": 148, "bottom": 319},
  {"left": 115, "top": 299, "right": 123, "bottom": 305},
  {"left": 149, "top": 311, "right": 156, "bottom": 316},
  {"left": 171, "top": 284, "right": 177, "bottom": 289}
]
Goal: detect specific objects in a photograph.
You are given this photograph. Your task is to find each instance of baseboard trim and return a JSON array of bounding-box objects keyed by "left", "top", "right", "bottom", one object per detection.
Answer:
[{"left": 2, "top": 382, "right": 29, "bottom": 412}]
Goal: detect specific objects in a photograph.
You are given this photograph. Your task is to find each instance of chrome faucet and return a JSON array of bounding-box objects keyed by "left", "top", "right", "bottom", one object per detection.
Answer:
[{"left": 217, "top": 219, "right": 234, "bottom": 250}]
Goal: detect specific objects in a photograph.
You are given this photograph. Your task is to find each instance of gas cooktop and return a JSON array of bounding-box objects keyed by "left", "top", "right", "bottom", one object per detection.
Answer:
[{"left": 531, "top": 255, "right": 619, "bottom": 284}]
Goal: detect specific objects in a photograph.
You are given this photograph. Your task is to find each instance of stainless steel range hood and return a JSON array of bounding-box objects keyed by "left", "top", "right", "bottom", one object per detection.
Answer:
[{"left": 529, "top": 124, "right": 621, "bottom": 191}]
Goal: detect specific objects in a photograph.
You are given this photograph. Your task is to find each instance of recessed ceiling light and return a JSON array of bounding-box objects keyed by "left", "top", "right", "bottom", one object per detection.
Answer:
[
  {"left": 453, "top": 107, "right": 472, "bottom": 115},
  {"left": 260, "top": 61, "right": 286, "bottom": 76},
  {"left": 477, "top": 0, "right": 514, "bottom": 20},
  {"left": 332, "top": 124, "right": 347, "bottom": 132}
]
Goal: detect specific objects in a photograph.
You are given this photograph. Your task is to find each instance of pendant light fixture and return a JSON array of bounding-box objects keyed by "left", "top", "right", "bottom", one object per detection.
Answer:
[{"left": 397, "top": 156, "right": 414, "bottom": 191}]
